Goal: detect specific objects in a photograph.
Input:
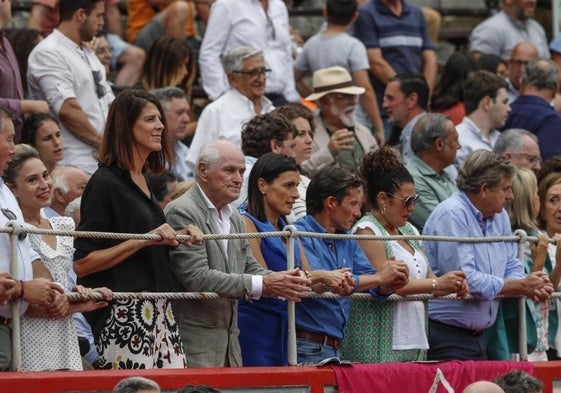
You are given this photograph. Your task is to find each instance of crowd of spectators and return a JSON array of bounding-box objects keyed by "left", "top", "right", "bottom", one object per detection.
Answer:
[{"left": 1, "top": 3, "right": 561, "bottom": 391}]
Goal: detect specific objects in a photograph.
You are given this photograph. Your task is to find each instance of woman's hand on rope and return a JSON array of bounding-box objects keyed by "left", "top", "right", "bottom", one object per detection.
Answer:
[
  {"left": 530, "top": 233, "right": 548, "bottom": 272},
  {"left": 523, "top": 271, "right": 554, "bottom": 303},
  {"left": 46, "top": 289, "right": 69, "bottom": 319},
  {"left": 148, "top": 223, "right": 181, "bottom": 247},
  {"left": 434, "top": 271, "right": 468, "bottom": 298},
  {"left": 70, "top": 285, "right": 113, "bottom": 313},
  {"left": 377, "top": 257, "right": 409, "bottom": 294}
]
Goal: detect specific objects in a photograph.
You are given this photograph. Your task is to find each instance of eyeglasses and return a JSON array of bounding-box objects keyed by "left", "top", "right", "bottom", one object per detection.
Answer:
[
  {"left": 232, "top": 68, "right": 271, "bottom": 80},
  {"left": 510, "top": 59, "right": 529, "bottom": 67},
  {"left": 95, "top": 46, "right": 112, "bottom": 55},
  {"left": 331, "top": 93, "right": 357, "bottom": 102},
  {"left": 92, "top": 70, "right": 107, "bottom": 99},
  {"left": 511, "top": 153, "right": 542, "bottom": 165},
  {"left": 1, "top": 208, "right": 27, "bottom": 240},
  {"left": 387, "top": 193, "right": 419, "bottom": 208}
]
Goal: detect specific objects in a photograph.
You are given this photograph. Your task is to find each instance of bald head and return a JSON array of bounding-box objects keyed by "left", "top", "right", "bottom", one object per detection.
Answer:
[
  {"left": 463, "top": 381, "right": 505, "bottom": 393},
  {"left": 509, "top": 42, "right": 539, "bottom": 91}
]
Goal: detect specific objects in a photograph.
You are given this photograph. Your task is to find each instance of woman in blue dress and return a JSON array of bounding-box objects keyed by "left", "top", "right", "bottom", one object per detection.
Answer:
[{"left": 238, "top": 153, "right": 353, "bottom": 366}]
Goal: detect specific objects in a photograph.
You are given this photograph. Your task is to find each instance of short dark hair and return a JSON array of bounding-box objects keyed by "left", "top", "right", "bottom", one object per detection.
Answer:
[
  {"left": 241, "top": 113, "right": 296, "bottom": 158},
  {"left": 178, "top": 385, "right": 221, "bottom": 393},
  {"left": 306, "top": 166, "right": 363, "bottom": 215},
  {"left": 247, "top": 153, "right": 299, "bottom": 222},
  {"left": 60, "top": 0, "right": 103, "bottom": 21},
  {"left": 98, "top": 89, "right": 174, "bottom": 173},
  {"left": 326, "top": 0, "right": 357, "bottom": 25},
  {"left": 493, "top": 370, "right": 542, "bottom": 393},
  {"left": 463, "top": 70, "right": 508, "bottom": 115},
  {"left": 21, "top": 113, "right": 59, "bottom": 147},
  {"left": 273, "top": 103, "right": 315, "bottom": 136},
  {"left": 388, "top": 73, "right": 430, "bottom": 111}
]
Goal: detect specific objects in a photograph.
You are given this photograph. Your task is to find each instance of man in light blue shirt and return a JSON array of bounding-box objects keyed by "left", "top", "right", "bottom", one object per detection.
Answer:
[
  {"left": 424, "top": 149, "right": 552, "bottom": 360},
  {"left": 294, "top": 166, "right": 409, "bottom": 364}
]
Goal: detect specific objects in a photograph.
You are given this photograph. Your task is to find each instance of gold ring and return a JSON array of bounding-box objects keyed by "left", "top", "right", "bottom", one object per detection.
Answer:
[{"left": 456, "top": 280, "right": 461, "bottom": 287}]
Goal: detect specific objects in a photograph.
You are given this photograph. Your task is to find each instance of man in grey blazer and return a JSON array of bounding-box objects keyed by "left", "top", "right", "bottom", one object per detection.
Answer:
[{"left": 165, "top": 140, "right": 311, "bottom": 368}]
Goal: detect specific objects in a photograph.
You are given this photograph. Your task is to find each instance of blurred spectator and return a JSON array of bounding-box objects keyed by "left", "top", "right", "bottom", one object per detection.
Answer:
[
  {"left": 462, "top": 381, "right": 505, "bottom": 393},
  {"left": 455, "top": 71, "right": 509, "bottom": 169},
  {"left": 43, "top": 165, "right": 89, "bottom": 218},
  {"left": 503, "top": 59, "right": 561, "bottom": 160},
  {"left": 494, "top": 370, "right": 542, "bottom": 393},
  {"left": 127, "top": 0, "right": 196, "bottom": 54},
  {"left": 27, "top": 0, "right": 114, "bottom": 175},
  {"left": 186, "top": 47, "right": 274, "bottom": 170},
  {"left": 470, "top": 0, "right": 549, "bottom": 60},
  {"left": 505, "top": 42, "right": 538, "bottom": 104},
  {"left": 538, "top": 156, "right": 561, "bottom": 184},
  {"left": 478, "top": 54, "right": 508, "bottom": 80},
  {"left": 0, "top": 1, "right": 48, "bottom": 142},
  {"left": 300, "top": 66, "right": 377, "bottom": 177},
  {"left": 493, "top": 128, "right": 541, "bottom": 173},
  {"left": 21, "top": 113, "right": 63, "bottom": 173},
  {"left": 199, "top": 0, "right": 299, "bottom": 105},
  {"left": 3, "top": 28, "right": 43, "bottom": 96},
  {"left": 294, "top": 0, "right": 384, "bottom": 143},
  {"left": 382, "top": 72, "right": 429, "bottom": 165},
  {"left": 27, "top": 0, "right": 145, "bottom": 87},
  {"left": 353, "top": 0, "right": 436, "bottom": 137},
  {"left": 431, "top": 51, "right": 479, "bottom": 125},
  {"left": 178, "top": 385, "right": 221, "bottom": 393}
]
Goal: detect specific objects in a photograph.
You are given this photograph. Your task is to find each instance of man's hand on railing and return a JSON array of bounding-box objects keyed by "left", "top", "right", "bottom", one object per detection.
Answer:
[
  {"left": 262, "top": 268, "right": 312, "bottom": 302},
  {"left": 20, "top": 278, "right": 62, "bottom": 306},
  {"left": 435, "top": 271, "right": 469, "bottom": 298}
]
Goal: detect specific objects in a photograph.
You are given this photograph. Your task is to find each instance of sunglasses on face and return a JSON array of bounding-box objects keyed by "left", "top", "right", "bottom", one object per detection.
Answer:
[
  {"left": 387, "top": 193, "right": 419, "bottom": 208},
  {"left": 1, "top": 208, "right": 27, "bottom": 240}
]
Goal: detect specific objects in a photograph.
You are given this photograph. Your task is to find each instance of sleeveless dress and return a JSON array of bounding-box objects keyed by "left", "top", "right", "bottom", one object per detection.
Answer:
[
  {"left": 237, "top": 213, "right": 302, "bottom": 366},
  {"left": 20, "top": 216, "right": 82, "bottom": 371},
  {"left": 341, "top": 214, "right": 428, "bottom": 363}
]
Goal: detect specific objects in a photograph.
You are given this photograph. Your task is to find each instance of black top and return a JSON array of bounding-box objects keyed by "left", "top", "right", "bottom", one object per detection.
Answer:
[{"left": 74, "top": 164, "right": 175, "bottom": 336}]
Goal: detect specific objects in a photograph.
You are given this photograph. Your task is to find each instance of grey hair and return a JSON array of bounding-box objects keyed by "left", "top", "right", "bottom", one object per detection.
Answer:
[
  {"left": 494, "top": 370, "right": 542, "bottom": 393},
  {"left": 0, "top": 106, "right": 14, "bottom": 135},
  {"left": 65, "top": 196, "right": 81, "bottom": 218},
  {"left": 150, "top": 87, "right": 187, "bottom": 111},
  {"left": 522, "top": 59, "right": 559, "bottom": 91},
  {"left": 112, "top": 377, "right": 160, "bottom": 393},
  {"left": 221, "top": 46, "right": 263, "bottom": 73},
  {"left": 493, "top": 128, "right": 538, "bottom": 155},
  {"left": 410, "top": 113, "right": 452, "bottom": 154},
  {"left": 457, "top": 149, "right": 516, "bottom": 193},
  {"left": 50, "top": 166, "right": 72, "bottom": 195},
  {"left": 194, "top": 140, "right": 224, "bottom": 178}
]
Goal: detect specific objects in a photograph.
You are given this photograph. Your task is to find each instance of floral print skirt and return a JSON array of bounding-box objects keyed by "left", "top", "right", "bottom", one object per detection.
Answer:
[{"left": 96, "top": 299, "right": 186, "bottom": 369}]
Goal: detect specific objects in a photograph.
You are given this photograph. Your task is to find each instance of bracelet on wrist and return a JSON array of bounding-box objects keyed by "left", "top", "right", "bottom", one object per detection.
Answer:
[
  {"left": 303, "top": 270, "right": 312, "bottom": 281},
  {"left": 431, "top": 279, "right": 436, "bottom": 295}
]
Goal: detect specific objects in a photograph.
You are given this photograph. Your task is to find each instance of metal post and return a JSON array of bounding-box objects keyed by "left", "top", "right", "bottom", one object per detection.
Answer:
[
  {"left": 518, "top": 296, "right": 527, "bottom": 361},
  {"left": 7, "top": 222, "right": 21, "bottom": 371},
  {"left": 284, "top": 225, "right": 297, "bottom": 366}
]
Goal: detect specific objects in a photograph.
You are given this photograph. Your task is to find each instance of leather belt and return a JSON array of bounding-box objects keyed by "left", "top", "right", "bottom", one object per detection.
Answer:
[
  {"left": 296, "top": 329, "right": 342, "bottom": 349},
  {"left": 430, "top": 319, "right": 485, "bottom": 336},
  {"left": 0, "top": 317, "right": 11, "bottom": 325}
]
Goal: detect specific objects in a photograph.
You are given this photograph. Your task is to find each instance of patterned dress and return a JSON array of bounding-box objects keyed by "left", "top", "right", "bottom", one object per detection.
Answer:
[{"left": 20, "top": 217, "right": 82, "bottom": 371}]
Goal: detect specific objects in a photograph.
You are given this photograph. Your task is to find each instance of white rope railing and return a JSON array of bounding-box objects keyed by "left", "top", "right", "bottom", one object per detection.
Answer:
[{"left": 3, "top": 222, "right": 551, "bottom": 369}]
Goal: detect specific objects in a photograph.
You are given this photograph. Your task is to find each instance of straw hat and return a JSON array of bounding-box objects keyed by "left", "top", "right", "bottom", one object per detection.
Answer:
[{"left": 305, "top": 66, "right": 365, "bottom": 101}]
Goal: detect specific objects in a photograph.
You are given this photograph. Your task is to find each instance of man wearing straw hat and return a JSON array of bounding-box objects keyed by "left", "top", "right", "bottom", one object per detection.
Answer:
[{"left": 299, "top": 66, "right": 378, "bottom": 178}]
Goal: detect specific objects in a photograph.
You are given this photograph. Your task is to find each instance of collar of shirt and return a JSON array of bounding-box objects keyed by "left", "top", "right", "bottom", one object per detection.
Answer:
[
  {"left": 231, "top": 88, "right": 274, "bottom": 115},
  {"left": 375, "top": 0, "right": 412, "bottom": 17},
  {"left": 459, "top": 191, "right": 494, "bottom": 235},
  {"left": 502, "top": 10, "right": 529, "bottom": 31},
  {"left": 461, "top": 116, "right": 499, "bottom": 144},
  {"left": 196, "top": 182, "right": 234, "bottom": 224}
]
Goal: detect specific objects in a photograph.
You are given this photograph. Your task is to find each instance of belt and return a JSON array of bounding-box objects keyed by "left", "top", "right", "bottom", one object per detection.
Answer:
[
  {"left": 430, "top": 319, "right": 485, "bottom": 336},
  {"left": 296, "top": 329, "right": 342, "bottom": 349},
  {"left": 0, "top": 317, "right": 11, "bottom": 325}
]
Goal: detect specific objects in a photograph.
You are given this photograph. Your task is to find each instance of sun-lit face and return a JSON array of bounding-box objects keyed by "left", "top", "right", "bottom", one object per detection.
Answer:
[
  {"left": 441, "top": 123, "right": 461, "bottom": 167},
  {"left": 325, "top": 93, "right": 357, "bottom": 128},
  {"left": 132, "top": 103, "right": 165, "bottom": 158},
  {"left": 79, "top": 1, "right": 105, "bottom": 43},
  {"left": 488, "top": 88, "right": 511, "bottom": 129},
  {"left": 382, "top": 182, "right": 417, "bottom": 228},
  {"left": 229, "top": 56, "right": 266, "bottom": 102},
  {"left": 480, "top": 175, "right": 514, "bottom": 218},
  {"left": 10, "top": 157, "right": 51, "bottom": 210},
  {"left": 330, "top": 186, "right": 364, "bottom": 232},
  {"left": 261, "top": 170, "right": 300, "bottom": 218},
  {"left": 383, "top": 80, "right": 410, "bottom": 128}
]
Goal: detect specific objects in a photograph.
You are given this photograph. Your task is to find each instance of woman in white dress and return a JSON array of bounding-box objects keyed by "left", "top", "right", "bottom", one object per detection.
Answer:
[
  {"left": 341, "top": 146, "right": 468, "bottom": 363},
  {"left": 2, "top": 144, "right": 111, "bottom": 371}
]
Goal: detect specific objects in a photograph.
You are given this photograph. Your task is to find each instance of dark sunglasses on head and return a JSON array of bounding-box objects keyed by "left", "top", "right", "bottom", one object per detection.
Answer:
[
  {"left": 1, "top": 208, "right": 27, "bottom": 240},
  {"left": 387, "top": 193, "right": 419, "bottom": 209}
]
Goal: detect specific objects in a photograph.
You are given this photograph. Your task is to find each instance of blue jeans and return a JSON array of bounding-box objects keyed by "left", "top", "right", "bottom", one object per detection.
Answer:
[{"left": 296, "top": 337, "right": 340, "bottom": 365}]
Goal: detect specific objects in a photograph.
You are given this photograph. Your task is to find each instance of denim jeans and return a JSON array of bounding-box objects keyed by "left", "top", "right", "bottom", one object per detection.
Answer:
[{"left": 296, "top": 337, "right": 340, "bottom": 365}]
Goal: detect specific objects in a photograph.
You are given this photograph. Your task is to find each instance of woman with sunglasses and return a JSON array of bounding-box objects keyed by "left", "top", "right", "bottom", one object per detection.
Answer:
[{"left": 341, "top": 146, "right": 468, "bottom": 363}]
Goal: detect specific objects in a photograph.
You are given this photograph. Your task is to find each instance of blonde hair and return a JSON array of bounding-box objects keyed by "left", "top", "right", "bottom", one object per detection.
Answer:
[{"left": 506, "top": 167, "right": 538, "bottom": 232}]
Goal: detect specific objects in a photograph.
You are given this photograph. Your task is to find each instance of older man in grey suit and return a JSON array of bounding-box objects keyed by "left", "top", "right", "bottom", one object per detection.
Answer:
[{"left": 165, "top": 140, "right": 311, "bottom": 368}]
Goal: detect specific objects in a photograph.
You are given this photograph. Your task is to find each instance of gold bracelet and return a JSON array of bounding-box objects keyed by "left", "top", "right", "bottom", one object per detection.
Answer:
[
  {"left": 431, "top": 279, "right": 436, "bottom": 295},
  {"left": 303, "top": 270, "right": 313, "bottom": 281}
]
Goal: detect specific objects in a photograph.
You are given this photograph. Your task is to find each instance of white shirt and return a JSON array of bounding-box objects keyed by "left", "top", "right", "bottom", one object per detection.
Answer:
[
  {"left": 455, "top": 116, "right": 500, "bottom": 169},
  {"left": 196, "top": 183, "right": 263, "bottom": 297},
  {"left": 199, "top": 0, "right": 300, "bottom": 102},
  {"left": 27, "top": 29, "right": 114, "bottom": 175},
  {"left": 186, "top": 89, "right": 274, "bottom": 170},
  {"left": 0, "top": 180, "right": 37, "bottom": 318},
  {"left": 173, "top": 141, "right": 193, "bottom": 181}
]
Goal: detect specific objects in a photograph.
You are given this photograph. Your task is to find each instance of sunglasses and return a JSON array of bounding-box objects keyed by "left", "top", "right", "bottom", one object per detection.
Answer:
[
  {"left": 387, "top": 193, "right": 419, "bottom": 209},
  {"left": 1, "top": 208, "right": 27, "bottom": 240},
  {"left": 92, "top": 70, "right": 108, "bottom": 99}
]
